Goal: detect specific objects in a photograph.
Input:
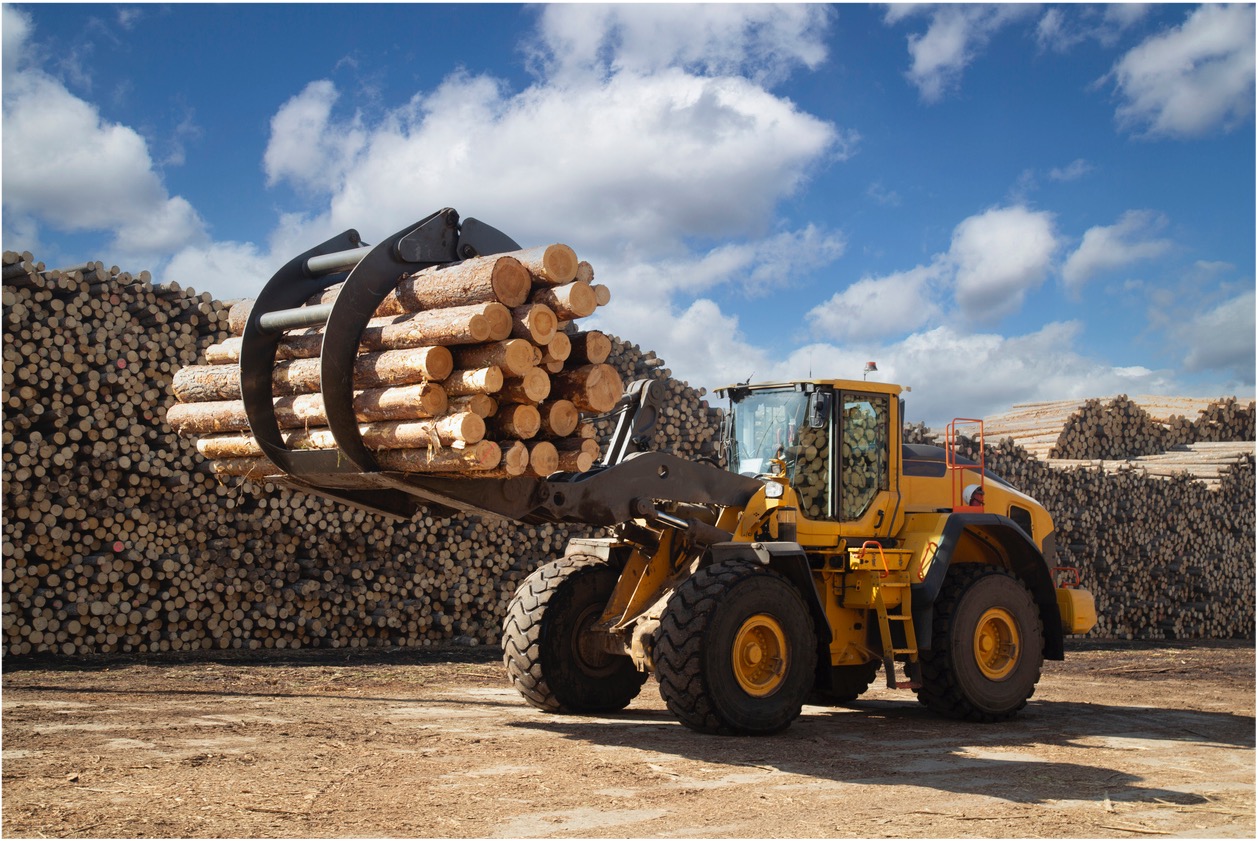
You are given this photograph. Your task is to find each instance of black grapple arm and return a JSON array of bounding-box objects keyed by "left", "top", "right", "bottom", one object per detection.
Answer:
[{"left": 239, "top": 211, "right": 760, "bottom": 526}]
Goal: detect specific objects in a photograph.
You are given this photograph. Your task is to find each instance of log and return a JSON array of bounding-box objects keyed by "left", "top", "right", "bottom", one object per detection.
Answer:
[
  {"left": 568, "top": 331, "right": 611, "bottom": 365},
  {"left": 172, "top": 346, "right": 454, "bottom": 401},
  {"left": 486, "top": 403, "right": 541, "bottom": 440},
  {"left": 541, "top": 332, "right": 572, "bottom": 367},
  {"left": 312, "top": 254, "right": 532, "bottom": 315},
  {"left": 211, "top": 439, "right": 501, "bottom": 477},
  {"left": 442, "top": 367, "right": 504, "bottom": 397},
  {"left": 165, "top": 382, "right": 449, "bottom": 435},
  {"left": 551, "top": 363, "right": 623, "bottom": 413},
  {"left": 499, "top": 368, "right": 551, "bottom": 404},
  {"left": 447, "top": 394, "right": 498, "bottom": 418},
  {"left": 527, "top": 441, "right": 559, "bottom": 477},
  {"left": 537, "top": 399, "right": 580, "bottom": 437},
  {"left": 434, "top": 440, "right": 530, "bottom": 478},
  {"left": 451, "top": 339, "right": 539, "bottom": 377},
  {"left": 508, "top": 244, "right": 578, "bottom": 286},
  {"left": 529, "top": 281, "right": 597, "bottom": 320},
  {"left": 195, "top": 413, "right": 486, "bottom": 459},
  {"left": 510, "top": 304, "right": 558, "bottom": 345},
  {"left": 233, "top": 302, "right": 505, "bottom": 350}
]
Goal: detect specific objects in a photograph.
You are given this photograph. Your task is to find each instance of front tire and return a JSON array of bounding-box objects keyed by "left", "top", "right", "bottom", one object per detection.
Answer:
[
  {"left": 502, "top": 554, "right": 646, "bottom": 713},
  {"left": 917, "top": 564, "right": 1044, "bottom": 721},
  {"left": 654, "top": 560, "right": 817, "bottom": 735}
]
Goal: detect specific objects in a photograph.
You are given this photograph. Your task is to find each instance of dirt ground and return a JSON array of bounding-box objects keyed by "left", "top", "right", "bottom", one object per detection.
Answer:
[{"left": 2, "top": 641, "right": 1253, "bottom": 839}]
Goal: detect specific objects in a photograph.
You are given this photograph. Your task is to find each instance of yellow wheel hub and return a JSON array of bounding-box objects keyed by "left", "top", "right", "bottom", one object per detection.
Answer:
[
  {"left": 974, "top": 607, "right": 1020, "bottom": 680},
  {"left": 732, "top": 613, "right": 788, "bottom": 697}
]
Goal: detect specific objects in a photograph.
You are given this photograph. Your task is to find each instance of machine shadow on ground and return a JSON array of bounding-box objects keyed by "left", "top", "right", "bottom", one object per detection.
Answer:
[{"left": 506, "top": 695, "right": 1253, "bottom": 807}]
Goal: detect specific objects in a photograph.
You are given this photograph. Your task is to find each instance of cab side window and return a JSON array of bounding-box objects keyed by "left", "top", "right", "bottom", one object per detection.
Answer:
[{"left": 839, "top": 394, "right": 889, "bottom": 521}]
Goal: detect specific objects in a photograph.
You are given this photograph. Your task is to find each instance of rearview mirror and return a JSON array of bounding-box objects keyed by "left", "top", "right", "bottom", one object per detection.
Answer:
[{"left": 807, "top": 391, "right": 831, "bottom": 429}]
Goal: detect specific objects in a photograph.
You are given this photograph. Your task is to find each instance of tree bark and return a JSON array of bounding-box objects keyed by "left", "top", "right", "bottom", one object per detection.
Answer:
[
  {"left": 195, "top": 412, "right": 486, "bottom": 458},
  {"left": 210, "top": 438, "right": 502, "bottom": 477},
  {"left": 165, "top": 381, "right": 449, "bottom": 435},
  {"left": 442, "top": 366, "right": 504, "bottom": 397},
  {"left": 172, "top": 346, "right": 453, "bottom": 401}
]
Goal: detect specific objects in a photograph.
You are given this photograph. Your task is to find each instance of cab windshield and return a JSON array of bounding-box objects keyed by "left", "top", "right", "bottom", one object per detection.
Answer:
[{"left": 727, "top": 388, "right": 810, "bottom": 477}]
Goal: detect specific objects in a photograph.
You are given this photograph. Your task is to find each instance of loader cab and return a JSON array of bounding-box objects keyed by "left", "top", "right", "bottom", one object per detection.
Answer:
[{"left": 721, "top": 380, "right": 904, "bottom": 543}]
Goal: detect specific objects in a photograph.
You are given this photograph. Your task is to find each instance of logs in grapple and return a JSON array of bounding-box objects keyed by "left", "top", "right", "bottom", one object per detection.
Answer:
[{"left": 168, "top": 245, "right": 620, "bottom": 481}]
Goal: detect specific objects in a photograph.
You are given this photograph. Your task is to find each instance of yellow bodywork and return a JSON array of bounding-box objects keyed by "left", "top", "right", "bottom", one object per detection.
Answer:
[
  {"left": 1057, "top": 586, "right": 1099, "bottom": 635},
  {"left": 597, "top": 377, "right": 1096, "bottom": 677}
]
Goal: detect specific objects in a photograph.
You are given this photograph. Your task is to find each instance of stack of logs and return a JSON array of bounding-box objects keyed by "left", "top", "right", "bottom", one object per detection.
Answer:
[
  {"left": 983, "top": 395, "right": 1255, "bottom": 461},
  {"left": 2, "top": 247, "right": 1254, "bottom": 656},
  {"left": 167, "top": 245, "right": 621, "bottom": 481},
  {"left": 1049, "top": 394, "right": 1255, "bottom": 460}
]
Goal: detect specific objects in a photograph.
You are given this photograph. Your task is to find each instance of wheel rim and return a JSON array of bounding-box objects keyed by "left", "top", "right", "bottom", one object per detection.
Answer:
[
  {"left": 973, "top": 607, "right": 1020, "bottom": 680},
  {"left": 732, "top": 613, "right": 789, "bottom": 697},
  {"left": 572, "top": 604, "right": 617, "bottom": 677}
]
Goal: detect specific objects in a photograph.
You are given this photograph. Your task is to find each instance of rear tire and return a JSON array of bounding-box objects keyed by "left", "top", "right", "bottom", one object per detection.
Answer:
[
  {"left": 502, "top": 554, "right": 646, "bottom": 713},
  {"left": 654, "top": 560, "right": 817, "bottom": 735},
  {"left": 917, "top": 564, "right": 1044, "bottom": 722}
]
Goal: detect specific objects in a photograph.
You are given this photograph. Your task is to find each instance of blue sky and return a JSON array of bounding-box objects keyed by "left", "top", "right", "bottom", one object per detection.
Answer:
[{"left": 3, "top": 3, "right": 1254, "bottom": 424}]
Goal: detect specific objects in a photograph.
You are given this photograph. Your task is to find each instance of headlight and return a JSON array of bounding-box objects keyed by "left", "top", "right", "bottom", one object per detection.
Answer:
[{"left": 764, "top": 481, "right": 785, "bottom": 499}]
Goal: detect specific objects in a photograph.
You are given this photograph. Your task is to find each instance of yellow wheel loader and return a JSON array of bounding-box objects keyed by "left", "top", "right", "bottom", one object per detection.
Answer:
[{"left": 239, "top": 211, "right": 1097, "bottom": 736}]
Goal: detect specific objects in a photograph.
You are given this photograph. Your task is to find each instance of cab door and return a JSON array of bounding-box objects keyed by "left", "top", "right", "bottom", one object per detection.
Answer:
[{"left": 836, "top": 391, "right": 902, "bottom": 539}]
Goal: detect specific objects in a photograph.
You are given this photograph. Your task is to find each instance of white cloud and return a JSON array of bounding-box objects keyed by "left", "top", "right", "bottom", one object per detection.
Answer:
[
  {"left": 263, "top": 69, "right": 839, "bottom": 258},
  {"left": 807, "top": 264, "right": 943, "bottom": 343},
  {"left": 534, "top": 4, "right": 832, "bottom": 87},
  {"left": 710, "top": 321, "right": 1178, "bottom": 426},
  {"left": 263, "top": 80, "right": 368, "bottom": 194},
  {"left": 1037, "top": 5, "right": 1150, "bottom": 53},
  {"left": 239, "top": 5, "right": 852, "bottom": 395},
  {"left": 3, "top": 6, "right": 32, "bottom": 78},
  {"left": 874, "top": 322, "right": 1178, "bottom": 425},
  {"left": 1, "top": 7, "right": 207, "bottom": 261},
  {"left": 888, "top": 5, "right": 1035, "bottom": 102},
  {"left": 1110, "top": 4, "right": 1256, "bottom": 138},
  {"left": 808, "top": 204, "right": 1056, "bottom": 343},
  {"left": 1048, "top": 159, "right": 1094, "bottom": 182},
  {"left": 164, "top": 240, "right": 276, "bottom": 302},
  {"left": 948, "top": 205, "right": 1058, "bottom": 323},
  {"left": 1061, "top": 210, "right": 1173, "bottom": 293},
  {"left": 1175, "top": 289, "right": 1256, "bottom": 379},
  {"left": 584, "top": 294, "right": 771, "bottom": 394}
]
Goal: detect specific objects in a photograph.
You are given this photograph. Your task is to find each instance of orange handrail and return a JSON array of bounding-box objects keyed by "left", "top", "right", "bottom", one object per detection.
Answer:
[
  {"left": 857, "top": 540, "right": 891, "bottom": 578},
  {"left": 946, "top": 417, "right": 986, "bottom": 511}
]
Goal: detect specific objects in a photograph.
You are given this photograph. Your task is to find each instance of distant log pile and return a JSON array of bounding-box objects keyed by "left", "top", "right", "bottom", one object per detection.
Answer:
[
  {"left": 2, "top": 247, "right": 1253, "bottom": 656},
  {"left": 983, "top": 394, "right": 1255, "bottom": 462}
]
